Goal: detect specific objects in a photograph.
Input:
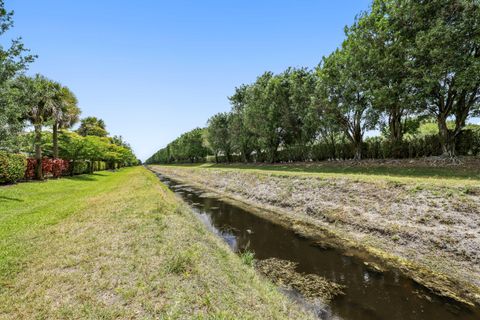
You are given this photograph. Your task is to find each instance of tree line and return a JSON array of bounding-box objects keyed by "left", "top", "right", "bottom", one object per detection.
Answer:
[
  {"left": 147, "top": 0, "right": 480, "bottom": 164},
  {"left": 0, "top": 2, "right": 137, "bottom": 181}
]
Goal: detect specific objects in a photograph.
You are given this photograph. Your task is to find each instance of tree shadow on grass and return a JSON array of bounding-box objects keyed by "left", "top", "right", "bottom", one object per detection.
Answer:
[
  {"left": 0, "top": 196, "right": 24, "bottom": 203},
  {"left": 64, "top": 172, "right": 110, "bottom": 182}
]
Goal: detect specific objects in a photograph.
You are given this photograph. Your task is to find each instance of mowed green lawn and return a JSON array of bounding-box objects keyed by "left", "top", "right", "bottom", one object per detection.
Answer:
[{"left": 0, "top": 167, "right": 309, "bottom": 319}]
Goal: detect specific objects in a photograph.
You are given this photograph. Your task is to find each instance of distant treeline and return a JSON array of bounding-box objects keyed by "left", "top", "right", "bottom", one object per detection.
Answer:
[{"left": 147, "top": 0, "right": 480, "bottom": 164}]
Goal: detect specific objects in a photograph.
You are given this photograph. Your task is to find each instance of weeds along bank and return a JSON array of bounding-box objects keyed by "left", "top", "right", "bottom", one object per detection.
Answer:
[
  {"left": 150, "top": 164, "right": 480, "bottom": 307},
  {"left": 0, "top": 167, "right": 311, "bottom": 319}
]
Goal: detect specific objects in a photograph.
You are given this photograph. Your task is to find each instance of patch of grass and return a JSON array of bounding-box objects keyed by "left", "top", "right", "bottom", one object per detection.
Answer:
[
  {"left": 0, "top": 167, "right": 311, "bottom": 319},
  {"left": 239, "top": 250, "right": 255, "bottom": 267},
  {"left": 160, "top": 161, "right": 480, "bottom": 187},
  {"left": 165, "top": 248, "right": 198, "bottom": 275}
]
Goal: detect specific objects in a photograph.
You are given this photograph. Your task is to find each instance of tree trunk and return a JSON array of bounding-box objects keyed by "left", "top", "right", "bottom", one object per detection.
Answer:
[
  {"left": 241, "top": 144, "right": 250, "bottom": 163},
  {"left": 353, "top": 142, "right": 362, "bottom": 161},
  {"left": 437, "top": 114, "right": 456, "bottom": 157},
  {"left": 70, "top": 159, "right": 76, "bottom": 176},
  {"left": 225, "top": 149, "right": 231, "bottom": 163},
  {"left": 329, "top": 134, "right": 337, "bottom": 160},
  {"left": 214, "top": 153, "right": 218, "bottom": 164},
  {"left": 269, "top": 146, "right": 277, "bottom": 163},
  {"left": 388, "top": 107, "right": 403, "bottom": 158},
  {"left": 53, "top": 121, "right": 59, "bottom": 159},
  {"left": 34, "top": 124, "right": 43, "bottom": 180},
  {"left": 350, "top": 127, "right": 363, "bottom": 161}
]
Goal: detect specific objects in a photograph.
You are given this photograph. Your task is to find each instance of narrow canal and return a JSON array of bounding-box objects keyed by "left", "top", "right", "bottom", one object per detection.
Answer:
[{"left": 156, "top": 173, "right": 479, "bottom": 320}]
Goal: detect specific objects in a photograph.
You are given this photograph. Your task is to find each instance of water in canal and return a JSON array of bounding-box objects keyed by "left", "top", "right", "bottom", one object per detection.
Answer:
[{"left": 157, "top": 174, "right": 479, "bottom": 320}]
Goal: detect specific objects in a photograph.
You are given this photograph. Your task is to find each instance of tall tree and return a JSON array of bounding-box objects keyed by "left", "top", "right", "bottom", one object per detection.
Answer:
[
  {"left": 283, "top": 68, "right": 318, "bottom": 160},
  {"left": 402, "top": 0, "right": 480, "bottom": 156},
  {"left": 12, "top": 75, "right": 57, "bottom": 179},
  {"left": 229, "top": 85, "right": 256, "bottom": 162},
  {"left": 51, "top": 86, "right": 80, "bottom": 158},
  {"left": 345, "top": 0, "right": 417, "bottom": 156},
  {"left": 77, "top": 116, "right": 108, "bottom": 137},
  {"left": 318, "top": 47, "right": 379, "bottom": 160},
  {"left": 0, "top": 0, "right": 35, "bottom": 147},
  {"left": 206, "top": 112, "right": 232, "bottom": 163},
  {"left": 244, "top": 72, "right": 288, "bottom": 163}
]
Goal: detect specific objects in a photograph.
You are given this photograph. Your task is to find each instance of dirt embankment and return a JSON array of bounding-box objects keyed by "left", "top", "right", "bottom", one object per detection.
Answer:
[{"left": 150, "top": 165, "right": 480, "bottom": 307}]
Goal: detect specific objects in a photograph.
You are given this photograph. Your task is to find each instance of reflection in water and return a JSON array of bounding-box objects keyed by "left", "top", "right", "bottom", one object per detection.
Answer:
[{"left": 158, "top": 174, "right": 479, "bottom": 320}]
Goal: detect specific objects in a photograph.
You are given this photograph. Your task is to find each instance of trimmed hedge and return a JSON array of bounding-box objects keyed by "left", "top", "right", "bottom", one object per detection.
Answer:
[
  {"left": 92, "top": 161, "right": 107, "bottom": 172},
  {"left": 25, "top": 158, "right": 70, "bottom": 179},
  {"left": 72, "top": 160, "right": 89, "bottom": 175},
  {"left": 0, "top": 151, "right": 27, "bottom": 184}
]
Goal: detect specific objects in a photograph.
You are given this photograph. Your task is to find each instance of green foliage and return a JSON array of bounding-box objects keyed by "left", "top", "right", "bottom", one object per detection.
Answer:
[
  {"left": 228, "top": 85, "right": 258, "bottom": 162},
  {"left": 318, "top": 43, "right": 379, "bottom": 160},
  {"left": 0, "top": 0, "right": 35, "bottom": 148},
  {"left": 0, "top": 4, "right": 135, "bottom": 179},
  {"left": 57, "top": 131, "right": 137, "bottom": 173},
  {"left": 389, "top": 0, "right": 479, "bottom": 156},
  {"left": 207, "top": 112, "right": 232, "bottom": 162},
  {"left": 50, "top": 86, "right": 80, "bottom": 158},
  {"left": 72, "top": 160, "right": 89, "bottom": 175},
  {"left": 0, "top": 151, "right": 26, "bottom": 183},
  {"left": 146, "top": 0, "right": 480, "bottom": 163},
  {"left": 92, "top": 161, "right": 107, "bottom": 171},
  {"left": 239, "top": 250, "right": 255, "bottom": 267},
  {"left": 77, "top": 116, "right": 108, "bottom": 137},
  {"left": 146, "top": 128, "right": 208, "bottom": 164},
  {"left": 9, "top": 75, "right": 63, "bottom": 179}
]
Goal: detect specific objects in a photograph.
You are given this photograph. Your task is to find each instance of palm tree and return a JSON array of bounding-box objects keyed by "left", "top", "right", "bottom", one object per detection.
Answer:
[
  {"left": 51, "top": 87, "right": 80, "bottom": 158},
  {"left": 13, "top": 74, "right": 57, "bottom": 180}
]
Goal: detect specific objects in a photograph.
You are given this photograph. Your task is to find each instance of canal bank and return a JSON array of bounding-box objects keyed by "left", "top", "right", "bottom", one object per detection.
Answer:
[{"left": 149, "top": 165, "right": 480, "bottom": 314}]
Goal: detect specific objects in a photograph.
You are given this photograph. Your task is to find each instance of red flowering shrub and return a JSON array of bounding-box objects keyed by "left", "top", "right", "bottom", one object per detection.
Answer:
[
  {"left": 51, "top": 159, "right": 70, "bottom": 178},
  {"left": 42, "top": 159, "right": 53, "bottom": 176},
  {"left": 25, "top": 158, "right": 36, "bottom": 179},
  {"left": 25, "top": 158, "right": 70, "bottom": 179}
]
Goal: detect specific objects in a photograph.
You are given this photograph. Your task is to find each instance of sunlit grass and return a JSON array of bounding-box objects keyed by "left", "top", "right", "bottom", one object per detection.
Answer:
[
  {"left": 0, "top": 167, "right": 310, "bottom": 319},
  {"left": 161, "top": 161, "right": 480, "bottom": 186}
]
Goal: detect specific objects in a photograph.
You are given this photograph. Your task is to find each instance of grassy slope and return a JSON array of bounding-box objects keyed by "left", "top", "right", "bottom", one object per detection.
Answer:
[
  {"left": 0, "top": 167, "right": 310, "bottom": 319},
  {"left": 163, "top": 162, "right": 480, "bottom": 187},
  {"left": 151, "top": 163, "right": 480, "bottom": 306}
]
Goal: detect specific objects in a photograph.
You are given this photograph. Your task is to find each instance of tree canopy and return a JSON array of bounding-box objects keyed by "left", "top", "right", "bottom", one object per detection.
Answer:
[{"left": 148, "top": 0, "right": 480, "bottom": 163}]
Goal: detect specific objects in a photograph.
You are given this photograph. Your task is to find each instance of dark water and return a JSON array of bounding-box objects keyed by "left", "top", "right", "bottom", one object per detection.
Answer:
[{"left": 156, "top": 173, "right": 479, "bottom": 320}]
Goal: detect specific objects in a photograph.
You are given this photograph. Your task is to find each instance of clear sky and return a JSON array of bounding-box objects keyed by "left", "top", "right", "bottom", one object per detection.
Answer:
[{"left": 8, "top": 0, "right": 371, "bottom": 160}]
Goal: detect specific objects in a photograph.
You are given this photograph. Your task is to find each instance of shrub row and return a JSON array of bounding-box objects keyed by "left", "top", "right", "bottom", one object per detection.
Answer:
[
  {"left": 25, "top": 158, "right": 71, "bottom": 179},
  {"left": 1, "top": 154, "right": 112, "bottom": 184},
  {"left": 0, "top": 151, "right": 27, "bottom": 184}
]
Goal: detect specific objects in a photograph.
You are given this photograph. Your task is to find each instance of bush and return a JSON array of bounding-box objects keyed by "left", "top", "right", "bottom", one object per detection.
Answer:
[
  {"left": 50, "top": 159, "right": 70, "bottom": 177},
  {"left": 25, "top": 158, "right": 36, "bottom": 179},
  {"left": 25, "top": 158, "right": 70, "bottom": 179},
  {"left": 0, "top": 151, "right": 27, "bottom": 184},
  {"left": 73, "top": 160, "right": 89, "bottom": 175},
  {"left": 92, "top": 161, "right": 107, "bottom": 171}
]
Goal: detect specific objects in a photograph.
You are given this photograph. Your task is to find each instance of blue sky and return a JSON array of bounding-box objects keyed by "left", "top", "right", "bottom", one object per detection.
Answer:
[{"left": 8, "top": 1, "right": 371, "bottom": 160}]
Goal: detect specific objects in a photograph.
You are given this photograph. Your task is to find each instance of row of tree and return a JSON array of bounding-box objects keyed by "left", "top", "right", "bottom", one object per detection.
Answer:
[
  {"left": 0, "top": 2, "right": 137, "bottom": 179},
  {"left": 146, "top": 128, "right": 208, "bottom": 164},
  {"left": 147, "top": 0, "right": 480, "bottom": 164}
]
